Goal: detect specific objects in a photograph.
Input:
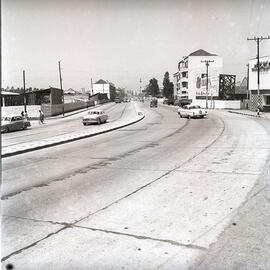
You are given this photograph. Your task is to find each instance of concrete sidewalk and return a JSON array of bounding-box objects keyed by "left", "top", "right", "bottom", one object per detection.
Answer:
[
  {"left": 228, "top": 109, "right": 270, "bottom": 120},
  {"left": 2, "top": 102, "right": 144, "bottom": 158}
]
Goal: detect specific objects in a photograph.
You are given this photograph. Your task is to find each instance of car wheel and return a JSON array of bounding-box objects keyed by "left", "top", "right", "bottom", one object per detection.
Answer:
[
  {"left": 179, "top": 113, "right": 182, "bottom": 118},
  {"left": 188, "top": 115, "right": 191, "bottom": 119},
  {"left": 83, "top": 123, "right": 87, "bottom": 126},
  {"left": 97, "top": 118, "right": 101, "bottom": 125},
  {"left": 3, "top": 127, "right": 9, "bottom": 133}
]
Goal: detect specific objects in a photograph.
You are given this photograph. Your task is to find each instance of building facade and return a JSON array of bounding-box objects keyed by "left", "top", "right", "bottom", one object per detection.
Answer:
[
  {"left": 248, "top": 55, "right": 270, "bottom": 112},
  {"left": 175, "top": 49, "right": 223, "bottom": 103},
  {"left": 92, "top": 79, "right": 115, "bottom": 100}
]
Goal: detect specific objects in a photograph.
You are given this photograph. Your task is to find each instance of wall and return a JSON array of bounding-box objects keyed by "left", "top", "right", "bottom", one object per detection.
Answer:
[
  {"left": 193, "top": 99, "right": 241, "bottom": 109},
  {"left": 1, "top": 105, "right": 41, "bottom": 118},
  {"left": 249, "top": 56, "right": 270, "bottom": 91},
  {"left": 188, "top": 55, "right": 223, "bottom": 102},
  {"left": 41, "top": 101, "right": 95, "bottom": 117},
  {"left": 93, "top": 83, "right": 110, "bottom": 99}
]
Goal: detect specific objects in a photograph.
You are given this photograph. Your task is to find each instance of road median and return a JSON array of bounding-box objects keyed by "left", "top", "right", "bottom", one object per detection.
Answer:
[{"left": 2, "top": 103, "right": 145, "bottom": 158}]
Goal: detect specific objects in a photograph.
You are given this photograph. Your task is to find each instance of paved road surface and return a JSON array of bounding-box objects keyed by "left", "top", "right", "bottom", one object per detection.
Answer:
[
  {"left": 2, "top": 102, "right": 129, "bottom": 147},
  {"left": 2, "top": 102, "right": 270, "bottom": 269}
]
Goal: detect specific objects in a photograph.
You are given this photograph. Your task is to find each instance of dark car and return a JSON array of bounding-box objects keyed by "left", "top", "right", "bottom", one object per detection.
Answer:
[
  {"left": 1, "top": 116, "right": 31, "bottom": 133},
  {"left": 115, "top": 97, "right": 122, "bottom": 103},
  {"left": 163, "top": 98, "right": 174, "bottom": 105}
]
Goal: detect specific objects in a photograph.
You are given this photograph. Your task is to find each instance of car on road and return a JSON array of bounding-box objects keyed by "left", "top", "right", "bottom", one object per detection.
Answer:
[
  {"left": 150, "top": 98, "right": 158, "bottom": 108},
  {"left": 115, "top": 97, "right": 122, "bottom": 103},
  {"left": 83, "top": 109, "right": 108, "bottom": 125},
  {"left": 123, "top": 97, "right": 130, "bottom": 102},
  {"left": 163, "top": 98, "right": 174, "bottom": 105},
  {"left": 1, "top": 116, "right": 31, "bottom": 133},
  {"left": 178, "top": 105, "right": 207, "bottom": 119}
]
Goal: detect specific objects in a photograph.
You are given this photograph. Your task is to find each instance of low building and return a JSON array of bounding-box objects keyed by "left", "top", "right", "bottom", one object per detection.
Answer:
[
  {"left": 1, "top": 91, "right": 23, "bottom": 106},
  {"left": 89, "top": 93, "right": 108, "bottom": 105},
  {"left": 248, "top": 55, "right": 270, "bottom": 112},
  {"left": 26, "top": 87, "right": 63, "bottom": 105}
]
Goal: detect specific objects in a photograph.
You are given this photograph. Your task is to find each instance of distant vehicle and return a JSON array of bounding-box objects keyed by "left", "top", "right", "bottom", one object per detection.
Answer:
[
  {"left": 178, "top": 105, "right": 207, "bottom": 119},
  {"left": 150, "top": 98, "right": 158, "bottom": 108},
  {"left": 115, "top": 97, "right": 122, "bottom": 103},
  {"left": 123, "top": 97, "right": 130, "bottom": 102},
  {"left": 1, "top": 116, "right": 31, "bottom": 133},
  {"left": 83, "top": 109, "right": 108, "bottom": 125}
]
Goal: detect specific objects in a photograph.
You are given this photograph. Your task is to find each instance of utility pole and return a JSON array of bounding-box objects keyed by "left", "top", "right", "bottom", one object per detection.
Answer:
[
  {"left": 246, "top": 64, "right": 249, "bottom": 100},
  {"left": 247, "top": 36, "right": 270, "bottom": 109},
  {"left": 201, "top": 60, "right": 214, "bottom": 109},
  {"left": 140, "top": 78, "right": 142, "bottom": 95},
  {"left": 58, "top": 61, "right": 64, "bottom": 116},
  {"left": 91, "top": 78, "right": 93, "bottom": 95},
  {"left": 23, "top": 70, "right": 26, "bottom": 113}
]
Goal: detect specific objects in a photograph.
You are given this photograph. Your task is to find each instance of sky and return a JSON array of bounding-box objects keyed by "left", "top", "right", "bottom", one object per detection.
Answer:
[{"left": 2, "top": 0, "right": 270, "bottom": 92}]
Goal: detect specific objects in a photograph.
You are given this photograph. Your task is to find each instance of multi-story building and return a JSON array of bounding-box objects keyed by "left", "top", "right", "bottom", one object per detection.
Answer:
[
  {"left": 175, "top": 49, "right": 223, "bottom": 103},
  {"left": 248, "top": 55, "right": 270, "bottom": 112}
]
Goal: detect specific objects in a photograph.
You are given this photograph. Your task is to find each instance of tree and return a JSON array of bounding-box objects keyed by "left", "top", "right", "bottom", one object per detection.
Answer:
[
  {"left": 147, "top": 78, "right": 160, "bottom": 97},
  {"left": 163, "top": 72, "right": 174, "bottom": 98}
]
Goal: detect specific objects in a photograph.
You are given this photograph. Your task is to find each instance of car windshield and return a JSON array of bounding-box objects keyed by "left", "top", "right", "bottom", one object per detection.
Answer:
[
  {"left": 89, "top": 111, "right": 100, "bottom": 115},
  {"left": 190, "top": 106, "right": 201, "bottom": 109}
]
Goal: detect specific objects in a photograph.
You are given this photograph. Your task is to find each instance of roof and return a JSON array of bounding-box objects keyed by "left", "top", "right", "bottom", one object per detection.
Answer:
[
  {"left": 189, "top": 49, "right": 217, "bottom": 57},
  {"left": 1, "top": 91, "right": 20, "bottom": 96},
  {"left": 249, "top": 55, "right": 270, "bottom": 61},
  {"left": 95, "top": 79, "right": 108, "bottom": 84}
]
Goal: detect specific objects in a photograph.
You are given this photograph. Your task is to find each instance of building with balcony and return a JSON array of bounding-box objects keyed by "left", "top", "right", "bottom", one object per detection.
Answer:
[
  {"left": 175, "top": 49, "right": 223, "bottom": 103},
  {"left": 248, "top": 55, "right": 270, "bottom": 112}
]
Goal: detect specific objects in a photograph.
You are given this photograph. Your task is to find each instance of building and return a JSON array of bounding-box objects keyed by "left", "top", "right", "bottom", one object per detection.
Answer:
[
  {"left": 1, "top": 87, "right": 63, "bottom": 107},
  {"left": 248, "top": 55, "right": 270, "bottom": 112},
  {"left": 1, "top": 91, "right": 22, "bottom": 106},
  {"left": 175, "top": 49, "right": 223, "bottom": 103},
  {"left": 92, "top": 79, "right": 115, "bottom": 100}
]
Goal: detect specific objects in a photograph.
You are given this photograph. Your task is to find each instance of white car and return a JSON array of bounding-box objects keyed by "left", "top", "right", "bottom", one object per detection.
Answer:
[
  {"left": 178, "top": 105, "right": 207, "bottom": 119},
  {"left": 83, "top": 109, "right": 108, "bottom": 125}
]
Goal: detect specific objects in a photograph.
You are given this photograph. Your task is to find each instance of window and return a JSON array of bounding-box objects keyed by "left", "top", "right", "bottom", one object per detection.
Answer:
[{"left": 266, "top": 96, "right": 270, "bottom": 105}]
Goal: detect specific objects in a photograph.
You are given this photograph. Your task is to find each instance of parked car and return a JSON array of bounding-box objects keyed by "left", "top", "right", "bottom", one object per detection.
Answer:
[
  {"left": 177, "top": 105, "right": 207, "bottom": 119},
  {"left": 163, "top": 98, "right": 174, "bottom": 105},
  {"left": 150, "top": 98, "right": 158, "bottom": 108},
  {"left": 83, "top": 109, "right": 108, "bottom": 125},
  {"left": 1, "top": 116, "right": 31, "bottom": 133}
]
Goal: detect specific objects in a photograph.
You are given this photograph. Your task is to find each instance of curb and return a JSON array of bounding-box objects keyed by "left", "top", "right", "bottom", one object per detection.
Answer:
[
  {"left": 2, "top": 112, "right": 145, "bottom": 158},
  {"left": 228, "top": 110, "right": 261, "bottom": 118}
]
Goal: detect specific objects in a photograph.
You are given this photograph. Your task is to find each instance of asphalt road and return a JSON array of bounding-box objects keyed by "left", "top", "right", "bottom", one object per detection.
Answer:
[
  {"left": 2, "top": 102, "right": 270, "bottom": 269},
  {"left": 2, "top": 102, "right": 129, "bottom": 147}
]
